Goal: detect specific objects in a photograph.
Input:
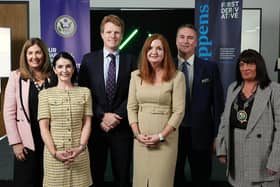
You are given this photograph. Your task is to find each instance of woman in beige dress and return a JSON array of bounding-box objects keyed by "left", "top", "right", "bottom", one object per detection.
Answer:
[
  {"left": 127, "top": 33, "right": 186, "bottom": 187},
  {"left": 38, "top": 52, "right": 93, "bottom": 187}
]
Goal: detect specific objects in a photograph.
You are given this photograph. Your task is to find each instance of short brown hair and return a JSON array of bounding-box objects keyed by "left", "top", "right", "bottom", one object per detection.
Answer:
[
  {"left": 100, "top": 14, "right": 125, "bottom": 34},
  {"left": 139, "top": 33, "right": 176, "bottom": 83},
  {"left": 19, "top": 38, "right": 51, "bottom": 80},
  {"left": 176, "top": 24, "right": 198, "bottom": 38}
]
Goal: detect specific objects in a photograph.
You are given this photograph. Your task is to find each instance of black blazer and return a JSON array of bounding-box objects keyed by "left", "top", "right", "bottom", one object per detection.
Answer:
[
  {"left": 175, "top": 56, "right": 224, "bottom": 150},
  {"left": 78, "top": 49, "right": 137, "bottom": 133}
]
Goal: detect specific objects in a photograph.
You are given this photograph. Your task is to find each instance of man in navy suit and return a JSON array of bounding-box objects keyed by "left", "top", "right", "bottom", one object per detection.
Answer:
[
  {"left": 174, "top": 24, "right": 224, "bottom": 187},
  {"left": 78, "top": 15, "right": 137, "bottom": 187}
]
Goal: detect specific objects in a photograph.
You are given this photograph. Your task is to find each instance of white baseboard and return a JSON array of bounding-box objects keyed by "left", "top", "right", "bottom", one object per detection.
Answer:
[{"left": 0, "top": 135, "right": 7, "bottom": 141}]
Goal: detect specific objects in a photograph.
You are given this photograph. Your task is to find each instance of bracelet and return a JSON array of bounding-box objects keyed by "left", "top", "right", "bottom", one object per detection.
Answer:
[
  {"left": 79, "top": 144, "right": 86, "bottom": 151},
  {"left": 53, "top": 151, "right": 57, "bottom": 158},
  {"left": 133, "top": 133, "right": 139, "bottom": 139}
]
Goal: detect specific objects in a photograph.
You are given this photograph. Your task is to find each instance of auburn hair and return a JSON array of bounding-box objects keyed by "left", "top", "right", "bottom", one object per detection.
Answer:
[{"left": 138, "top": 33, "right": 176, "bottom": 83}]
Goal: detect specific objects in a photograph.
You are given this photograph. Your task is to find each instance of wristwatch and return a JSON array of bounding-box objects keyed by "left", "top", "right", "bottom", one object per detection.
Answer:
[
  {"left": 133, "top": 133, "right": 139, "bottom": 139},
  {"left": 158, "top": 133, "right": 165, "bottom": 143}
]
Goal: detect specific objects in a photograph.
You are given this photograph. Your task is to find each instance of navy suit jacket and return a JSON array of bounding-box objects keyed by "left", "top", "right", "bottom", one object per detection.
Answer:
[
  {"left": 78, "top": 49, "right": 137, "bottom": 134},
  {"left": 175, "top": 56, "right": 224, "bottom": 150}
]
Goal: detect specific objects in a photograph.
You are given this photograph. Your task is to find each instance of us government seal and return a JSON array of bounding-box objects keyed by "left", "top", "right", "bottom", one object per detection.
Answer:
[{"left": 55, "top": 15, "right": 77, "bottom": 38}]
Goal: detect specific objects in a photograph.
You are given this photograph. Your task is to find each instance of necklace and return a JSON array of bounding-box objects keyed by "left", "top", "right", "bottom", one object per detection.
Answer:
[
  {"left": 233, "top": 90, "right": 256, "bottom": 124},
  {"left": 32, "top": 79, "right": 45, "bottom": 92},
  {"left": 241, "top": 82, "right": 258, "bottom": 98}
]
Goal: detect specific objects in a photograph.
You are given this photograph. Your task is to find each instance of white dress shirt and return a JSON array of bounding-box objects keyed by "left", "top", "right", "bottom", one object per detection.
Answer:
[{"left": 103, "top": 48, "right": 120, "bottom": 86}]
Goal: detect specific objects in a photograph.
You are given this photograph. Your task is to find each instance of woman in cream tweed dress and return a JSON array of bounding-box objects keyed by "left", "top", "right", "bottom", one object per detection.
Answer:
[{"left": 38, "top": 52, "right": 93, "bottom": 187}]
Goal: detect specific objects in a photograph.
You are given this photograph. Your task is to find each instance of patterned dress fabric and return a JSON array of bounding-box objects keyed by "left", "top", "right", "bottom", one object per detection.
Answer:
[{"left": 38, "top": 87, "right": 93, "bottom": 187}]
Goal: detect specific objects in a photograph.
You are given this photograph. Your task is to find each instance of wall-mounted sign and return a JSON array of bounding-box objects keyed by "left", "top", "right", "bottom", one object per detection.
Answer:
[{"left": 0, "top": 27, "right": 11, "bottom": 77}]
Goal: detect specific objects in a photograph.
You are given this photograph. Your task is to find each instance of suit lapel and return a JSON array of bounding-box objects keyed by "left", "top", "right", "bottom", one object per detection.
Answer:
[
  {"left": 116, "top": 54, "right": 124, "bottom": 87},
  {"left": 215, "top": 83, "right": 239, "bottom": 132},
  {"left": 192, "top": 59, "right": 203, "bottom": 98},
  {"left": 97, "top": 51, "right": 107, "bottom": 99},
  {"left": 20, "top": 78, "right": 30, "bottom": 122},
  {"left": 228, "top": 85, "right": 242, "bottom": 111},
  {"left": 246, "top": 86, "right": 271, "bottom": 136}
]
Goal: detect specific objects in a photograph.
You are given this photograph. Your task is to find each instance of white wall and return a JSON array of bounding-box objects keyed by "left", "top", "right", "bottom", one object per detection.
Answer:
[
  {"left": 1, "top": 0, "right": 279, "bottom": 81},
  {"left": 242, "top": 0, "right": 280, "bottom": 81},
  {"left": 29, "top": 0, "right": 40, "bottom": 37}
]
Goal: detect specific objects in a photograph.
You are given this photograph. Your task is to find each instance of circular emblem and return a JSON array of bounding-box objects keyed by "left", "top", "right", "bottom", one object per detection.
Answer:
[
  {"left": 237, "top": 110, "right": 247, "bottom": 124},
  {"left": 55, "top": 15, "right": 77, "bottom": 38}
]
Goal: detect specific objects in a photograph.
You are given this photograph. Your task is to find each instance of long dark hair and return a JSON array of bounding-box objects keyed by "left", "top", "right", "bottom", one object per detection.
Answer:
[
  {"left": 234, "top": 49, "right": 271, "bottom": 90},
  {"left": 51, "top": 51, "right": 78, "bottom": 86}
]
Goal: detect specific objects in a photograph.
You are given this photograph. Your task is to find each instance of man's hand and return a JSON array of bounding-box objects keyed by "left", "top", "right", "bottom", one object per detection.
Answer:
[
  {"left": 100, "top": 113, "right": 122, "bottom": 132},
  {"left": 217, "top": 155, "right": 227, "bottom": 164},
  {"left": 100, "top": 122, "right": 111, "bottom": 132},
  {"left": 212, "top": 138, "right": 217, "bottom": 152}
]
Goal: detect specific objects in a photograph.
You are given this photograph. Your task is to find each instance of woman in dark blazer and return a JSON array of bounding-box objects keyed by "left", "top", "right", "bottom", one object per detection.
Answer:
[
  {"left": 216, "top": 49, "right": 280, "bottom": 186},
  {"left": 3, "top": 38, "right": 51, "bottom": 187}
]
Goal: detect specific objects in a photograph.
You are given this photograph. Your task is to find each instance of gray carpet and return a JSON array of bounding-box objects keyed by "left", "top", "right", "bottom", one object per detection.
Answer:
[{"left": 0, "top": 136, "right": 13, "bottom": 181}]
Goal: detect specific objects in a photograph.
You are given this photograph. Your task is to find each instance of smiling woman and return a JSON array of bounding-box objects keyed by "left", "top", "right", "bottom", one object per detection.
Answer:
[
  {"left": 146, "top": 39, "right": 164, "bottom": 73},
  {"left": 3, "top": 38, "right": 51, "bottom": 187},
  {"left": 53, "top": 54, "right": 76, "bottom": 85},
  {"left": 216, "top": 49, "right": 280, "bottom": 186},
  {"left": 127, "top": 33, "right": 186, "bottom": 187},
  {"left": 38, "top": 51, "right": 93, "bottom": 187},
  {"left": 51, "top": 52, "right": 78, "bottom": 86},
  {"left": 239, "top": 61, "right": 257, "bottom": 83}
]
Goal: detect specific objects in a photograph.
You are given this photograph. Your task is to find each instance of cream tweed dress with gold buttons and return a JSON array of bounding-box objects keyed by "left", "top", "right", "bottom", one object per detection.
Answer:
[{"left": 38, "top": 86, "right": 93, "bottom": 187}]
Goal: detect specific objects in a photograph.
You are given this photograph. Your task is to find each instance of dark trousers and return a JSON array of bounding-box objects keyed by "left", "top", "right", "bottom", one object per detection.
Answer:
[
  {"left": 174, "top": 127, "right": 212, "bottom": 187},
  {"left": 13, "top": 148, "right": 43, "bottom": 187},
  {"left": 89, "top": 129, "right": 133, "bottom": 187}
]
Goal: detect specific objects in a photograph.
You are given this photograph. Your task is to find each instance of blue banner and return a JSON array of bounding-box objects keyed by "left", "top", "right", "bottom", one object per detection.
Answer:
[
  {"left": 195, "top": 0, "right": 243, "bottom": 93},
  {"left": 40, "top": 0, "right": 90, "bottom": 68}
]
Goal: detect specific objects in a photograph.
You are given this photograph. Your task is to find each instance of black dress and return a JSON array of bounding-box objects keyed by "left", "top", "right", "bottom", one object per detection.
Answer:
[{"left": 13, "top": 79, "right": 48, "bottom": 187}]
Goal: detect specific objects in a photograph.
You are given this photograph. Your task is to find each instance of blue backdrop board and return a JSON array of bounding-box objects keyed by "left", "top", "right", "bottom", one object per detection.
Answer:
[
  {"left": 40, "top": 0, "right": 90, "bottom": 68},
  {"left": 195, "top": 0, "right": 243, "bottom": 93}
]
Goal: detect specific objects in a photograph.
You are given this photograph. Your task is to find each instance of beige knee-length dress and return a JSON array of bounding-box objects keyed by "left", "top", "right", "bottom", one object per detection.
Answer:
[
  {"left": 127, "top": 70, "right": 186, "bottom": 187},
  {"left": 38, "top": 87, "right": 93, "bottom": 187}
]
